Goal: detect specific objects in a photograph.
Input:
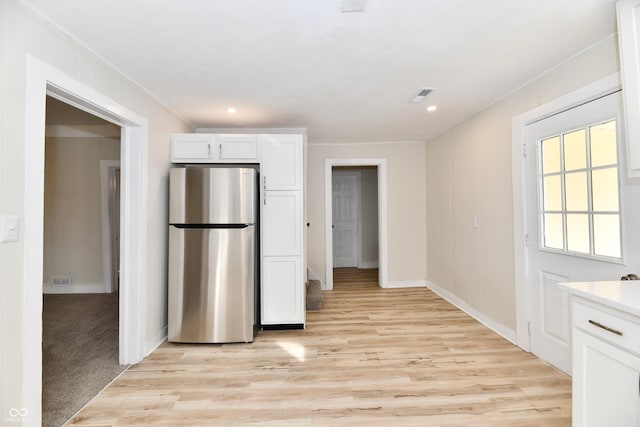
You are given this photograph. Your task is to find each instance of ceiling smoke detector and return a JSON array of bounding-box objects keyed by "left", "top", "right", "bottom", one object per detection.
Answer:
[{"left": 409, "top": 87, "right": 435, "bottom": 103}]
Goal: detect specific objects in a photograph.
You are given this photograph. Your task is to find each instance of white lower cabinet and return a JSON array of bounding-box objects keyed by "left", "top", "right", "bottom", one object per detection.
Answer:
[
  {"left": 261, "top": 256, "right": 303, "bottom": 325},
  {"left": 570, "top": 298, "right": 640, "bottom": 427}
]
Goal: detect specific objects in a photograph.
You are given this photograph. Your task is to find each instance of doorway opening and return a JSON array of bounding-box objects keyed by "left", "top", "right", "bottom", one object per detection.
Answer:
[
  {"left": 331, "top": 167, "right": 379, "bottom": 270},
  {"left": 42, "top": 96, "right": 126, "bottom": 426},
  {"left": 324, "top": 159, "right": 388, "bottom": 290},
  {"left": 24, "top": 56, "right": 148, "bottom": 425}
]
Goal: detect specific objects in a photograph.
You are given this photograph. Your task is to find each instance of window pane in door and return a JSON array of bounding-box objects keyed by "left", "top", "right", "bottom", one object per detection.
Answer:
[
  {"left": 592, "top": 167, "right": 619, "bottom": 211},
  {"left": 543, "top": 175, "right": 562, "bottom": 211},
  {"left": 590, "top": 121, "right": 617, "bottom": 167},
  {"left": 594, "top": 214, "right": 621, "bottom": 258},
  {"left": 564, "top": 129, "right": 586, "bottom": 171},
  {"left": 543, "top": 213, "right": 564, "bottom": 250},
  {"left": 565, "top": 172, "right": 588, "bottom": 211},
  {"left": 567, "top": 214, "right": 590, "bottom": 254},
  {"left": 542, "top": 136, "right": 561, "bottom": 174}
]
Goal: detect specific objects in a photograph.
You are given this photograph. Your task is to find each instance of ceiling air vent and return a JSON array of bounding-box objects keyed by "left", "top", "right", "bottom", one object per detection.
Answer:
[{"left": 410, "top": 87, "right": 435, "bottom": 103}]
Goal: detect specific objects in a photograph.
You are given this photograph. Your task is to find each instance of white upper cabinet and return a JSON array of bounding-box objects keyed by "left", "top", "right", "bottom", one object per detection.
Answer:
[
  {"left": 171, "top": 134, "right": 214, "bottom": 161},
  {"left": 171, "top": 134, "right": 258, "bottom": 163},
  {"left": 259, "top": 134, "right": 303, "bottom": 190},
  {"left": 617, "top": 0, "right": 640, "bottom": 177},
  {"left": 218, "top": 134, "right": 258, "bottom": 160}
]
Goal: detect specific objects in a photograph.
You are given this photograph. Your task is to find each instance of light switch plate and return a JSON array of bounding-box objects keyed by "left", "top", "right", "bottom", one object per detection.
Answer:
[{"left": 0, "top": 215, "right": 19, "bottom": 243}]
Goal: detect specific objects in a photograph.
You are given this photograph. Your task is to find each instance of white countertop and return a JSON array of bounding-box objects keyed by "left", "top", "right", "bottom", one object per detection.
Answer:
[{"left": 559, "top": 281, "right": 640, "bottom": 317}]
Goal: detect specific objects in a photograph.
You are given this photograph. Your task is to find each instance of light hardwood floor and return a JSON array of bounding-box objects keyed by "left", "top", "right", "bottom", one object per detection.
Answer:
[{"left": 68, "top": 268, "right": 571, "bottom": 426}]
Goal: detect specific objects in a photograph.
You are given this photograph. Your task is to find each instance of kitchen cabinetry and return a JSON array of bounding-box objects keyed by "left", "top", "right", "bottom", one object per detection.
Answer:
[
  {"left": 617, "top": 0, "right": 640, "bottom": 177},
  {"left": 560, "top": 281, "right": 640, "bottom": 427},
  {"left": 262, "top": 257, "right": 303, "bottom": 324},
  {"left": 171, "top": 134, "right": 214, "bottom": 161},
  {"left": 170, "top": 131, "right": 305, "bottom": 327},
  {"left": 259, "top": 134, "right": 304, "bottom": 326},
  {"left": 171, "top": 133, "right": 257, "bottom": 163},
  {"left": 260, "top": 134, "right": 302, "bottom": 190},
  {"left": 262, "top": 191, "right": 302, "bottom": 256}
]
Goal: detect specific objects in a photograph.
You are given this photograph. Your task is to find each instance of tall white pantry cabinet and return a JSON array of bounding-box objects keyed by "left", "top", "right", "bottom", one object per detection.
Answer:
[{"left": 170, "top": 132, "right": 306, "bottom": 327}]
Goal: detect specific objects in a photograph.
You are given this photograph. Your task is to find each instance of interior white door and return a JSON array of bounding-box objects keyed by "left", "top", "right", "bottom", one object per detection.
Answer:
[
  {"left": 525, "top": 91, "right": 639, "bottom": 374},
  {"left": 332, "top": 171, "right": 358, "bottom": 268}
]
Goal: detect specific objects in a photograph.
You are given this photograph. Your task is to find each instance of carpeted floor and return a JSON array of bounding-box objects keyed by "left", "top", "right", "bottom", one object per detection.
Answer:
[{"left": 43, "top": 292, "right": 128, "bottom": 427}]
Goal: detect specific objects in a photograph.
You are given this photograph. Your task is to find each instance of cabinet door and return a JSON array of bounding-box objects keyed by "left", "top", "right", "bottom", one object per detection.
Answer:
[
  {"left": 260, "top": 134, "right": 302, "bottom": 190},
  {"left": 261, "top": 256, "right": 303, "bottom": 324},
  {"left": 262, "top": 191, "right": 302, "bottom": 256},
  {"left": 573, "top": 329, "right": 640, "bottom": 426},
  {"left": 617, "top": 0, "right": 640, "bottom": 177},
  {"left": 219, "top": 134, "right": 258, "bottom": 160},
  {"left": 171, "top": 134, "right": 214, "bottom": 162}
]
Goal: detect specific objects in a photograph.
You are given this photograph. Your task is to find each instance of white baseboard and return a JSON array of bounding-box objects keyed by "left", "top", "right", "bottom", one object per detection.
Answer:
[
  {"left": 426, "top": 280, "right": 517, "bottom": 344},
  {"left": 358, "top": 261, "right": 379, "bottom": 269},
  {"left": 381, "top": 280, "right": 427, "bottom": 289},
  {"left": 146, "top": 326, "right": 168, "bottom": 357},
  {"left": 43, "top": 283, "right": 107, "bottom": 294}
]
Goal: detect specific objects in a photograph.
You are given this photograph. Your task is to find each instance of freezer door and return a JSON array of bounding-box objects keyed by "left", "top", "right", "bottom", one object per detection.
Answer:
[
  {"left": 168, "top": 225, "right": 255, "bottom": 343},
  {"left": 169, "top": 167, "right": 256, "bottom": 225}
]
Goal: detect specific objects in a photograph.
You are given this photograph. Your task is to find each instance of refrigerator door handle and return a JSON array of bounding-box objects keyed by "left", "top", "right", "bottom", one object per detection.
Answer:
[{"left": 263, "top": 176, "right": 267, "bottom": 205}]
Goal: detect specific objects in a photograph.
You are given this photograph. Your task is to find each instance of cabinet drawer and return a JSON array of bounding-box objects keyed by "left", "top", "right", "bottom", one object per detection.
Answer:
[{"left": 573, "top": 299, "right": 640, "bottom": 355}]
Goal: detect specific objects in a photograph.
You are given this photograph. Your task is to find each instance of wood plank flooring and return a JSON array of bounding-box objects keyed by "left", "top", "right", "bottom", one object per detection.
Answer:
[{"left": 67, "top": 268, "right": 571, "bottom": 426}]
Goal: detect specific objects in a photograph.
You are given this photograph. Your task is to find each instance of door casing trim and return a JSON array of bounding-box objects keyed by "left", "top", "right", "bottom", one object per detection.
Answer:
[
  {"left": 324, "top": 159, "right": 387, "bottom": 290},
  {"left": 24, "top": 55, "right": 148, "bottom": 424}
]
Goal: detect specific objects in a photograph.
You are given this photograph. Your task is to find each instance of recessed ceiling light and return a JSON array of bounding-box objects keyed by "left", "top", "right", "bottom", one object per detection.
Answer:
[
  {"left": 227, "top": 107, "right": 237, "bottom": 114},
  {"left": 427, "top": 105, "right": 437, "bottom": 112}
]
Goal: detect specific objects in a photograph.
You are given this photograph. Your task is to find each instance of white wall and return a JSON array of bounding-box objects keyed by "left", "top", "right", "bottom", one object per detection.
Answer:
[
  {"left": 0, "top": 0, "right": 191, "bottom": 419},
  {"left": 43, "top": 135, "right": 121, "bottom": 292},
  {"left": 425, "top": 36, "right": 621, "bottom": 332},
  {"left": 359, "top": 168, "right": 379, "bottom": 267},
  {"left": 308, "top": 142, "right": 426, "bottom": 285}
]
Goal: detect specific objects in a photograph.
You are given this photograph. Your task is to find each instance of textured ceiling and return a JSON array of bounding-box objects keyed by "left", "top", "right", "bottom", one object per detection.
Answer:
[{"left": 21, "top": 0, "right": 618, "bottom": 142}]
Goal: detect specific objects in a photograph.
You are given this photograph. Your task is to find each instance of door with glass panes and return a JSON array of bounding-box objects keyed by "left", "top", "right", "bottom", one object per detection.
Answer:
[{"left": 525, "top": 91, "right": 640, "bottom": 374}]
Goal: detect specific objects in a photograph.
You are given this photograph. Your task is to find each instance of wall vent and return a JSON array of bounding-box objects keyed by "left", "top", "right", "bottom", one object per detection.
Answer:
[
  {"left": 52, "top": 276, "right": 72, "bottom": 287},
  {"left": 409, "top": 87, "right": 435, "bottom": 103}
]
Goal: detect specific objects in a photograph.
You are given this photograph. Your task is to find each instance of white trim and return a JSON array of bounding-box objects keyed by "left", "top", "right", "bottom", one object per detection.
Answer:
[
  {"left": 306, "top": 267, "right": 325, "bottom": 289},
  {"left": 24, "top": 55, "right": 148, "bottom": 425},
  {"left": 358, "top": 261, "right": 379, "bottom": 269},
  {"left": 45, "top": 124, "right": 121, "bottom": 138},
  {"left": 325, "top": 159, "right": 388, "bottom": 290},
  {"left": 146, "top": 327, "right": 168, "bottom": 356},
  {"left": 427, "top": 281, "right": 517, "bottom": 344},
  {"left": 42, "top": 283, "right": 106, "bottom": 294},
  {"left": 511, "top": 72, "right": 621, "bottom": 351},
  {"left": 100, "top": 160, "right": 121, "bottom": 293},
  {"left": 196, "top": 127, "right": 307, "bottom": 135},
  {"left": 382, "top": 280, "right": 427, "bottom": 289},
  {"left": 617, "top": 0, "right": 640, "bottom": 177}
]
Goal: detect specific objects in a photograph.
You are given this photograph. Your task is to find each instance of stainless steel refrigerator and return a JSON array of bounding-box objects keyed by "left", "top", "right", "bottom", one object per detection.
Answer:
[{"left": 168, "top": 166, "right": 257, "bottom": 343}]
